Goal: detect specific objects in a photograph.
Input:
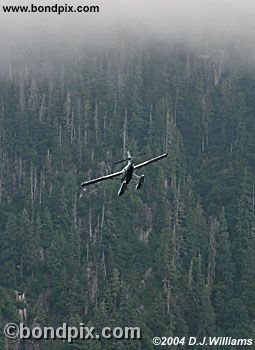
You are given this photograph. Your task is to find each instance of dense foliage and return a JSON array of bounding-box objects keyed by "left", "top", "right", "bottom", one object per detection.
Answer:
[{"left": 0, "top": 38, "right": 254, "bottom": 349}]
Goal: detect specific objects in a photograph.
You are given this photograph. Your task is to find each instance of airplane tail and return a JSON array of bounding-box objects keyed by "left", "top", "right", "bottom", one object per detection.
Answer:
[
  {"left": 114, "top": 146, "right": 145, "bottom": 165},
  {"left": 115, "top": 146, "right": 133, "bottom": 165},
  {"left": 127, "top": 149, "right": 132, "bottom": 160}
]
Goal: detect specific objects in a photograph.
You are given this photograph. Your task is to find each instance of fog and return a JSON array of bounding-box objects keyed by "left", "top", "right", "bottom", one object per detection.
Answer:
[{"left": 0, "top": 0, "right": 255, "bottom": 55}]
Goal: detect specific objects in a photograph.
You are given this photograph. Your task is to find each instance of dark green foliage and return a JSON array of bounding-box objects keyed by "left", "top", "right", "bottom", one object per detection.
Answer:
[{"left": 0, "top": 39, "right": 254, "bottom": 349}]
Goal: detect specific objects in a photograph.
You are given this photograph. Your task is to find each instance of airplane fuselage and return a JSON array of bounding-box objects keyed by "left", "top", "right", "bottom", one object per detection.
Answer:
[
  {"left": 122, "top": 161, "right": 134, "bottom": 184},
  {"left": 81, "top": 150, "right": 168, "bottom": 197}
]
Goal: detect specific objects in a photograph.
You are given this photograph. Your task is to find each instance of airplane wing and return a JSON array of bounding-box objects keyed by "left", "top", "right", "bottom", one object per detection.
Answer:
[
  {"left": 81, "top": 170, "right": 123, "bottom": 187},
  {"left": 134, "top": 152, "right": 168, "bottom": 170}
]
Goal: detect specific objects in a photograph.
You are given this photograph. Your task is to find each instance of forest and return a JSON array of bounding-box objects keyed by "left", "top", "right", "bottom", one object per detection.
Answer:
[{"left": 0, "top": 35, "right": 254, "bottom": 349}]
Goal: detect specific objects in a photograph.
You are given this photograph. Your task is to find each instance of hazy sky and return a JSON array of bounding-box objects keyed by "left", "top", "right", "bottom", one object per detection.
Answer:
[{"left": 0, "top": 0, "right": 255, "bottom": 47}]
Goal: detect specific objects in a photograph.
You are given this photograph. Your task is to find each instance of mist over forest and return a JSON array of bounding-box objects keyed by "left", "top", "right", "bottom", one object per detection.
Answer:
[{"left": 0, "top": 1, "right": 255, "bottom": 349}]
